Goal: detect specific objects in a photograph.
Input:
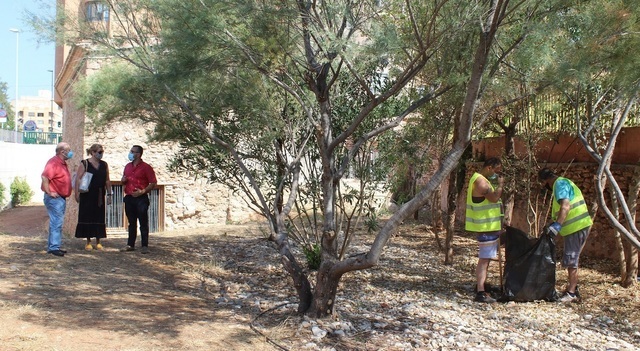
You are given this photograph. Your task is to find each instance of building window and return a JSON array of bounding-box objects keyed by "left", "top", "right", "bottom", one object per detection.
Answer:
[
  {"left": 28, "top": 112, "right": 35, "bottom": 117},
  {"left": 85, "top": 1, "right": 110, "bottom": 22},
  {"left": 37, "top": 112, "right": 44, "bottom": 117}
]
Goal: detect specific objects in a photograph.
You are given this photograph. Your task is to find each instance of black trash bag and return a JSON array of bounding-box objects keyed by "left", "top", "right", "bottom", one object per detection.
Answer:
[{"left": 499, "top": 226, "right": 559, "bottom": 302}]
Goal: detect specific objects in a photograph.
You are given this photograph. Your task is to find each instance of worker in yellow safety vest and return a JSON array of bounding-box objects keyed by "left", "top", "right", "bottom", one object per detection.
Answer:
[
  {"left": 538, "top": 168, "right": 593, "bottom": 303},
  {"left": 465, "top": 157, "right": 504, "bottom": 303}
]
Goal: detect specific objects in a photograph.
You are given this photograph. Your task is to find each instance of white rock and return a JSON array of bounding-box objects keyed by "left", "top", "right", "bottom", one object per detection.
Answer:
[{"left": 311, "top": 326, "right": 327, "bottom": 339}]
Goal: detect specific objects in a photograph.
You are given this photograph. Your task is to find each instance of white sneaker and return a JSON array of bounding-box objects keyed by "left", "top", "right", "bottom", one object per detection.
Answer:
[{"left": 558, "top": 291, "right": 579, "bottom": 303}]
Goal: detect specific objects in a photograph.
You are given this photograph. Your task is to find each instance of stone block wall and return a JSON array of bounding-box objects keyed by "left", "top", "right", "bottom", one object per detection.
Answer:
[{"left": 62, "top": 120, "right": 260, "bottom": 235}]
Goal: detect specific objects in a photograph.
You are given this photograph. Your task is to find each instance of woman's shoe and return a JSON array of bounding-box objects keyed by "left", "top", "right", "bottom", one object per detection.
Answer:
[
  {"left": 95, "top": 243, "right": 103, "bottom": 250},
  {"left": 85, "top": 243, "right": 93, "bottom": 251}
]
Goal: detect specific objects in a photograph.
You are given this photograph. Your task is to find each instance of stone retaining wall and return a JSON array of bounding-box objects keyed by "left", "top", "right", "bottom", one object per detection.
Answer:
[{"left": 62, "top": 121, "right": 261, "bottom": 235}]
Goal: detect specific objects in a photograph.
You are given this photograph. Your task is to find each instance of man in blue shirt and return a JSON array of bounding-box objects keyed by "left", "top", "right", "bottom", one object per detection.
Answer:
[{"left": 539, "top": 168, "right": 593, "bottom": 302}]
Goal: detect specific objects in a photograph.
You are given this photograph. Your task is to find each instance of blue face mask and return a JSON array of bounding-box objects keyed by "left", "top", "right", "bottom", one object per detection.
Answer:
[
  {"left": 489, "top": 173, "right": 498, "bottom": 180},
  {"left": 95, "top": 152, "right": 103, "bottom": 160},
  {"left": 65, "top": 150, "right": 74, "bottom": 160},
  {"left": 128, "top": 152, "right": 135, "bottom": 161}
]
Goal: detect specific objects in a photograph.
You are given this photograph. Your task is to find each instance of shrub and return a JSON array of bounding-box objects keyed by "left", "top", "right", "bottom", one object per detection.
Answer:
[
  {"left": 10, "top": 177, "right": 33, "bottom": 206},
  {"left": 303, "top": 244, "right": 322, "bottom": 270},
  {"left": 0, "top": 181, "right": 5, "bottom": 207}
]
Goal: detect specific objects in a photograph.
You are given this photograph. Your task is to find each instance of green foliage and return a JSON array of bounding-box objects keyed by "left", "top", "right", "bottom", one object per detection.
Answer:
[
  {"left": 10, "top": 177, "right": 33, "bottom": 206},
  {"left": 303, "top": 244, "right": 321, "bottom": 271},
  {"left": 530, "top": 1, "right": 640, "bottom": 140},
  {"left": 46, "top": 0, "right": 638, "bottom": 317},
  {"left": 0, "top": 181, "right": 6, "bottom": 207},
  {"left": 364, "top": 209, "right": 380, "bottom": 234},
  {"left": 0, "top": 82, "right": 16, "bottom": 131},
  {"left": 376, "top": 93, "right": 459, "bottom": 205},
  {"left": 556, "top": 1, "right": 638, "bottom": 86}
]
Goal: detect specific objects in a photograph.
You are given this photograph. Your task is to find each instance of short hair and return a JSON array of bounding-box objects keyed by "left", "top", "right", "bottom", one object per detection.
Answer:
[
  {"left": 86, "top": 143, "right": 103, "bottom": 156},
  {"left": 55, "top": 142, "right": 69, "bottom": 154},
  {"left": 538, "top": 168, "right": 556, "bottom": 181},
  {"left": 132, "top": 145, "right": 144, "bottom": 156},
  {"left": 483, "top": 157, "right": 502, "bottom": 168}
]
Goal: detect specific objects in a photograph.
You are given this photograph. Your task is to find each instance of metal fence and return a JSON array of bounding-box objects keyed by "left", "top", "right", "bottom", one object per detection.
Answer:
[
  {"left": 516, "top": 94, "right": 640, "bottom": 135},
  {"left": 22, "top": 132, "right": 63, "bottom": 145},
  {"left": 106, "top": 184, "right": 162, "bottom": 233}
]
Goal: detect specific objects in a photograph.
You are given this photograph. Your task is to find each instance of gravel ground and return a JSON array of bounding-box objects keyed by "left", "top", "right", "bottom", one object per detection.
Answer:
[
  {"left": 209, "top": 223, "right": 640, "bottom": 351},
  {"left": 0, "top": 218, "right": 638, "bottom": 351}
]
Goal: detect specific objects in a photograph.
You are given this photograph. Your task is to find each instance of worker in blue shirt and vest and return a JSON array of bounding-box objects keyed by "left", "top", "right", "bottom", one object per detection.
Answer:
[
  {"left": 466, "top": 157, "right": 504, "bottom": 303},
  {"left": 539, "top": 168, "right": 593, "bottom": 303}
]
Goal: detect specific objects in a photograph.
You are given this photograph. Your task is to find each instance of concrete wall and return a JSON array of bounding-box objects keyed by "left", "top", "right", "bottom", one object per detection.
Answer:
[{"left": 0, "top": 142, "right": 56, "bottom": 206}]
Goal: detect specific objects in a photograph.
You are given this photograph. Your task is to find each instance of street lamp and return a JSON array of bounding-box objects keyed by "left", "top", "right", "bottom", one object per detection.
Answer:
[{"left": 9, "top": 28, "right": 19, "bottom": 134}]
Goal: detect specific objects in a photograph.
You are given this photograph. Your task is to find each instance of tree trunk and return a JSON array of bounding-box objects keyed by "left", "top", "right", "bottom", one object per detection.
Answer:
[
  {"left": 622, "top": 165, "right": 640, "bottom": 287},
  {"left": 622, "top": 241, "right": 638, "bottom": 287},
  {"left": 277, "top": 236, "right": 313, "bottom": 312},
  {"left": 608, "top": 183, "right": 627, "bottom": 281},
  {"left": 444, "top": 177, "right": 456, "bottom": 265},
  {"left": 308, "top": 259, "right": 342, "bottom": 317},
  {"left": 444, "top": 146, "right": 471, "bottom": 265},
  {"left": 579, "top": 94, "right": 640, "bottom": 250},
  {"left": 501, "top": 120, "right": 518, "bottom": 226}
]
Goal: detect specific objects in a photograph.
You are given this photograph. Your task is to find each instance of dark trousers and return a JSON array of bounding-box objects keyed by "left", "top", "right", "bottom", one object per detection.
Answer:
[{"left": 124, "top": 195, "right": 150, "bottom": 248}]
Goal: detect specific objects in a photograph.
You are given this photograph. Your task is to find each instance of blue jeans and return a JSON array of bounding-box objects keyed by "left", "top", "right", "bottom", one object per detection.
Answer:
[{"left": 44, "top": 194, "right": 67, "bottom": 252}]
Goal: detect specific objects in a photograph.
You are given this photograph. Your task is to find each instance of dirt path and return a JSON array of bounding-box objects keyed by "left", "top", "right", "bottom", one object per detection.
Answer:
[
  {"left": 0, "top": 206, "right": 277, "bottom": 351},
  {"left": 0, "top": 204, "right": 50, "bottom": 237}
]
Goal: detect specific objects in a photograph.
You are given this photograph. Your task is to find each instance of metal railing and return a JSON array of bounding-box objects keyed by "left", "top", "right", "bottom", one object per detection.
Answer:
[
  {"left": 0, "top": 130, "right": 63, "bottom": 144},
  {"left": 106, "top": 184, "right": 162, "bottom": 233},
  {"left": 22, "top": 132, "right": 63, "bottom": 145}
]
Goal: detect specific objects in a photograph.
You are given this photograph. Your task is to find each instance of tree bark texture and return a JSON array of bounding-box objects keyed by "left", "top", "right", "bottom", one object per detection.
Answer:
[
  {"left": 308, "top": 259, "right": 343, "bottom": 317},
  {"left": 622, "top": 166, "right": 640, "bottom": 286}
]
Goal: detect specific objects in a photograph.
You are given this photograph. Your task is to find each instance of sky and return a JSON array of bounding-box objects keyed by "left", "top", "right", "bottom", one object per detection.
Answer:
[{"left": 0, "top": 0, "right": 56, "bottom": 101}]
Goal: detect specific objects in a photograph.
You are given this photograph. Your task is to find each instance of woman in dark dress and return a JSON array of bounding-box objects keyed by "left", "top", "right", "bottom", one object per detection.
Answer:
[{"left": 74, "top": 144, "right": 112, "bottom": 250}]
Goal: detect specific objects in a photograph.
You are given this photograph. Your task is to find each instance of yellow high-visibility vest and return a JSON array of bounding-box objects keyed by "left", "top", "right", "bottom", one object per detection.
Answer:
[
  {"left": 552, "top": 177, "right": 593, "bottom": 236},
  {"left": 465, "top": 172, "right": 502, "bottom": 232}
]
